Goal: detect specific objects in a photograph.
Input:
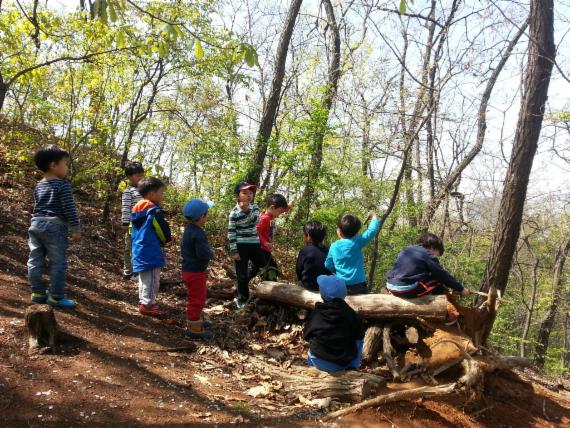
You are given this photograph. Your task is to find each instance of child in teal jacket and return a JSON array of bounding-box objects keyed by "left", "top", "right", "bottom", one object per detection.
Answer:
[{"left": 325, "top": 212, "right": 380, "bottom": 295}]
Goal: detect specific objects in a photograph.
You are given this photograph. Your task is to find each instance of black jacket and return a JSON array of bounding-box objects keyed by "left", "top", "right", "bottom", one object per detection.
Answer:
[
  {"left": 387, "top": 245, "right": 464, "bottom": 292},
  {"left": 296, "top": 244, "right": 330, "bottom": 291},
  {"left": 303, "top": 299, "right": 366, "bottom": 365},
  {"left": 181, "top": 223, "right": 214, "bottom": 272}
]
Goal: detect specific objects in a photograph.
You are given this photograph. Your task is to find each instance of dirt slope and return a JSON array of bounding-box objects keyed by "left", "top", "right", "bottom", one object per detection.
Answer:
[{"left": 0, "top": 181, "right": 569, "bottom": 427}]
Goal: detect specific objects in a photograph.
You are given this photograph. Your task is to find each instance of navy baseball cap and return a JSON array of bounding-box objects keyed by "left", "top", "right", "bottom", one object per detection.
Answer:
[{"left": 183, "top": 199, "right": 214, "bottom": 220}]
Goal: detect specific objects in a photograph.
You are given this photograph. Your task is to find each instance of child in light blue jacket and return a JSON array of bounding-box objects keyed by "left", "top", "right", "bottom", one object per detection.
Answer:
[{"left": 325, "top": 212, "right": 380, "bottom": 295}]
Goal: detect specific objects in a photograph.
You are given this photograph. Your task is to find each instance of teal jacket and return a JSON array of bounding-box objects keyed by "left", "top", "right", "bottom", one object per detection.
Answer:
[{"left": 325, "top": 218, "right": 381, "bottom": 286}]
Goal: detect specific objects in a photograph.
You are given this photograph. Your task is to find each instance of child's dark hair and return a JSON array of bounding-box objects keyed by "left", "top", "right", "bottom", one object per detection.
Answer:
[
  {"left": 137, "top": 177, "right": 165, "bottom": 197},
  {"left": 124, "top": 161, "right": 144, "bottom": 177},
  {"left": 417, "top": 231, "right": 445, "bottom": 255},
  {"left": 304, "top": 221, "right": 326, "bottom": 245},
  {"left": 266, "top": 193, "right": 288, "bottom": 209},
  {"left": 337, "top": 214, "right": 361, "bottom": 238},
  {"left": 33, "top": 145, "right": 70, "bottom": 172}
]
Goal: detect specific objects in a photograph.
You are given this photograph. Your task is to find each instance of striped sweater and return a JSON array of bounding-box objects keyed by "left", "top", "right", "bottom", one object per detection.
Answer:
[
  {"left": 32, "top": 178, "right": 80, "bottom": 233},
  {"left": 228, "top": 203, "right": 260, "bottom": 253},
  {"left": 121, "top": 184, "right": 143, "bottom": 225}
]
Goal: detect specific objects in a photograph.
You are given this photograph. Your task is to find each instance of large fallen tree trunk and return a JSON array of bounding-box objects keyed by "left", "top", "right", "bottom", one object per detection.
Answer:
[
  {"left": 255, "top": 281, "right": 448, "bottom": 320},
  {"left": 253, "top": 359, "right": 386, "bottom": 402}
]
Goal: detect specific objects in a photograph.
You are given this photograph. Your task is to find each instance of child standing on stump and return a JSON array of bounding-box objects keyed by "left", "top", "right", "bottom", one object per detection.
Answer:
[
  {"left": 121, "top": 161, "right": 145, "bottom": 280},
  {"left": 304, "top": 275, "right": 366, "bottom": 372},
  {"left": 228, "top": 181, "right": 265, "bottom": 309},
  {"left": 28, "top": 145, "right": 81, "bottom": 309},
  {"left": 181, "top": 198, "right": 215, "bottom": 340},
  {"left": 131, "top": 177, "right": 172, "bottom": 317},
  {"left": 250, "top": 193, "right": 291, "bottom": 281},
  {"left": 325, "top": 212, "right": 381, "bottom": 295},
  {"left": 296, "top": 221, "right": 330, "bottom": 291},
  {"left": 386, "top": 231, "right": 470, "bottom": 298}
]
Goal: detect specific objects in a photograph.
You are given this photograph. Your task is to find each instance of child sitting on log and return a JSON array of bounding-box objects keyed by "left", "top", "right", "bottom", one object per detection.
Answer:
[
  {"left": 324, "top": 211, "right": 381, "bottom": 294},
  {"left": 296, "top": 221, "right": 330, "bottom": 291},
  {"left": 386, "top": 231, "right": 470, "bottom": 298},
  {"left": 304, "top": 275, "right": 366, "bottom": 372}
]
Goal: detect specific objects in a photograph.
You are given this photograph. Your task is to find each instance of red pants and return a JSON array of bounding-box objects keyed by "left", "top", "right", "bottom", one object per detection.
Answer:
[{"left": 182, "top": 271, "right": 207, "bottom": 321}]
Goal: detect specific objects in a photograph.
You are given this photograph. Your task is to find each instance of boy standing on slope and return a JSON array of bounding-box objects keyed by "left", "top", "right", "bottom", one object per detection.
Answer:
[
  {"left": 131, "top": 177, "right": 172, "bottom": 317},
  {"left": 181, "top": 198, "right": 215, "bottom": 340},
  {"left": 28, "top": 145, "right": 81, "bottom": 309},
  {"left": 249, "top": 193, "right": 291, "bottom": 281},
  {"left": 121, "top": 161, "right": 145, "bottom": 280},
  {"left": 325, "top": 212, "right": 381, "bottom": 294},
  {"left": 228, "top": 182, "right": 266, "bottom": 309}
]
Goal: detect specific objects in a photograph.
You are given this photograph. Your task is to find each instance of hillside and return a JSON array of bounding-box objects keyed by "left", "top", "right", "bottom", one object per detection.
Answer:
[{"left": 0, "top": 176, "right": 569, "bottom": 427}]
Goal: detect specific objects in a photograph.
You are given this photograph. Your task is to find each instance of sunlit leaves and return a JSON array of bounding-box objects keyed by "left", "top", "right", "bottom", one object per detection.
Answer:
[{"left": 399, "top": 0, "right": 414, "bottom": 14}]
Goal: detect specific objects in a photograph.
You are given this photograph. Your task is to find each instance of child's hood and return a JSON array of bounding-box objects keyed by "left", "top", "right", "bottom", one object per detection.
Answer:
[{"left": 131, "top": 200, "right": 159, "bottom": 222}]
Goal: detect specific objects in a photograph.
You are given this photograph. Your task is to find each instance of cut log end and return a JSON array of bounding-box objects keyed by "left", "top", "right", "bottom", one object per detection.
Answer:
[{"left": 25, "top": 304, "right": 57, "bottom": 353}]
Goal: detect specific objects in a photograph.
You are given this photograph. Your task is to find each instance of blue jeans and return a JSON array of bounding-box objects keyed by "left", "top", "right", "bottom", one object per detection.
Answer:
[
  {"left": 308, "top": 340, "right": 364, "bottom": 372},
  {"left": 27, "top": 218, "right": 69, "bottom": 299}
]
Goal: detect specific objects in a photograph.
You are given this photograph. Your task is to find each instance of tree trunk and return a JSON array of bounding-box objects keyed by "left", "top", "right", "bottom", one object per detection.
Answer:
[
  {"left": 0, "top": 80, "right": 7, "bottom": 111},
  {"left": 245, "top": 0, "right": 303, "bottom": 186},
  {"left": 293, "top": 0, "right": 341, "bottom": 222},
  {"left": 521, "top": 257, "right": 539, "bottom": 358},
  {"left": 534, "top": 236, "right": 570, "bottom": 368},
  {"left": 478, "top": 0, "right": 555, "bottom": 346},
  {"left": 420, "top": 18, "right": 529, "bottom": 227},
  {"left": 362, "top": 324, "right": 383, "bottom": 363},
  {"left": 254, "top": 281, "right": 448, "bottom": 320},
  {"left": 25, "top": 305, "right": 57, "bottom": 352}
]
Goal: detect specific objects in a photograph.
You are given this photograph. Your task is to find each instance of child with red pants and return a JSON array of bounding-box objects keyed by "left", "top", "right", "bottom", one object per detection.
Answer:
[{"left": 181, "top": 199, "right": 215, "bottom": 340}]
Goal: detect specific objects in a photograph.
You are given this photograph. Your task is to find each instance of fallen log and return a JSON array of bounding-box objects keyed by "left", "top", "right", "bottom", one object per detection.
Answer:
[{"left": 255, "top": 281, "right": 448, "bottom": 320}]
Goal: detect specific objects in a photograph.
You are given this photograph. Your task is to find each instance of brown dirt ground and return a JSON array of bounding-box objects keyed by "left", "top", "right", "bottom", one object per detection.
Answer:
[{"left": 1, "top": 180, "right": 569, "bottom": 427}]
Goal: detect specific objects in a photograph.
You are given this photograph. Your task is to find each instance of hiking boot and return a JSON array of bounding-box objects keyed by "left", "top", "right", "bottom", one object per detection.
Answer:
[
  {"left": 233, "top": 298, "right": 247, "bottom": 309},
  {"left": 31, "top": 292, "right": 47, "bottom": 304},
  {"left": 47, "top": 296, "right": 77, "bottom": 309},
  {"left": 184, "top": 320, "right": 213, "bottom": 340},
  {"left": 139, "top": 304, "right": 162, "bottom": 317}
]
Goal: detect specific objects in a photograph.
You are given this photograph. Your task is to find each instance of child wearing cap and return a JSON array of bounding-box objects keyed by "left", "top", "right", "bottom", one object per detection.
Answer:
[
  {"left": 228, "top": 181, "right": 266, "bottom": 309},
  {"left": 182, "top": 198, "right": 215, "bottom": 339},
  {"left": 303, "top": 275, "right": 366, "bottom": 372}
]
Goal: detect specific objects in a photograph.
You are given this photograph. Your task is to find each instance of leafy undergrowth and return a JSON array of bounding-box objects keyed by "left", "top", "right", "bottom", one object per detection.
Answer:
[{"left": 1, "top": 180, "right": 569, "bottom": 427}]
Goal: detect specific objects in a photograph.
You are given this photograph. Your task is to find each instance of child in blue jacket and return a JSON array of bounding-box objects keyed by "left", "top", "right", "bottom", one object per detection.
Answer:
[
  {"left": 325, "top": 212, "right": 381, "bottom": 294},
  {"left": 131, "top": 177, "right": 172, "bottom": 317}
]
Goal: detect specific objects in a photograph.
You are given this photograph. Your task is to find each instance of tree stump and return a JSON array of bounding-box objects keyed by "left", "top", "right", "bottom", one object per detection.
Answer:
[
  {"left": 25, "top": 304, "right": 57, "bottom": 353},
  {"left": 362, "top": 324, "right": 384, "bottom": 363}
]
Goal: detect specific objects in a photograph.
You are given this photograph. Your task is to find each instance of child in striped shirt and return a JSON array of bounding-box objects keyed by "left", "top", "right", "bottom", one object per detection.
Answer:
[
  {"left": 28, "top": 145, "right": 81, "bottom": 309},
  {"left": 228, "top": 181, "right": 266, "bottom": 308},
  {"left": 121, "top": 161, "right": 145, "bottom": 279}
]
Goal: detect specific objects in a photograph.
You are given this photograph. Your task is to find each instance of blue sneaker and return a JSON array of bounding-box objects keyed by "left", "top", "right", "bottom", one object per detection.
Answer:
[
  {"left": 31, "top": 292, "right": 47, "bottom": 304},
  {"left": 47, "top": 296, "right": 77, "bottom": 309},
  {"left": 203, "top": 319, "right": 214, "bottom": 329}
]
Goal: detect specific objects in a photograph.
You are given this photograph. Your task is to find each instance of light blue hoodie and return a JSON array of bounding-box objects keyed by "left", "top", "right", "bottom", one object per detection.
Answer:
[{"left": 324, "top": 218, "right": 381, "bottom": 286}]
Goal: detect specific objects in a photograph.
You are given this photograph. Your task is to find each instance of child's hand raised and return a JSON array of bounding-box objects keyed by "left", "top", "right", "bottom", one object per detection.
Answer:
[{"left": 238, "top": 201, "right": 250, "bottom": 212}]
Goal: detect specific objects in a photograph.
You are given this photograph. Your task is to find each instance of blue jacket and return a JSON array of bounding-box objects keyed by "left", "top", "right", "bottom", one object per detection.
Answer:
[
  {"left": 386, "top": 245, "right": 464, "bottom": 292},
  {"left": 325, "top": 218, "right": 381, "bottom": 286},
  {"left": 181, "top": 223, "right": 214, "bottom": 272},
  {"left": 131, "top": 200, "right": 172, "bottom": 272}
]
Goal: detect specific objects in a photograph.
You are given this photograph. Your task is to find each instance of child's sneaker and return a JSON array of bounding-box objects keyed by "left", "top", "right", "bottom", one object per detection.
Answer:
[
  {"left": 202, "top": 319, "right": 214, "bottom": 329},
  {"left": 47, "top": 296, "right": 77, "bottom": 309},
  {"left": 184, "top": 321, "right": 213, "bottom": 340},
  {"left": 138, "top": 304, "right": 162, "bottom": 317},
  {"left": 233, "top": 298, "right": 247, "bottom": 309},
  {"left": 31, "top": 292, "right": 47, "bottom": 304}
]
